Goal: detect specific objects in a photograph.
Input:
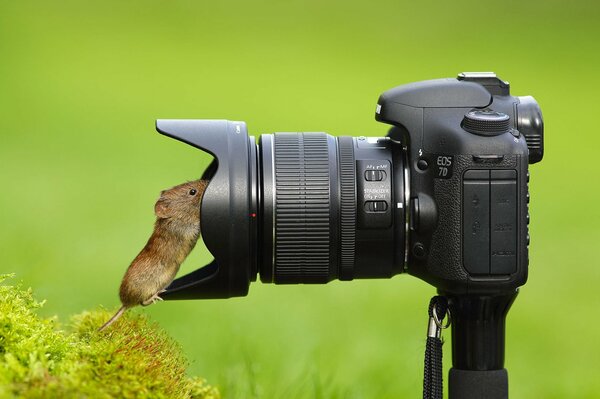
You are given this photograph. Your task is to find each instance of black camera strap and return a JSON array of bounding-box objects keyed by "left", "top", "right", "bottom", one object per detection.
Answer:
[{"left": 423, "top": 296, "right": 451, "bottom": 399}]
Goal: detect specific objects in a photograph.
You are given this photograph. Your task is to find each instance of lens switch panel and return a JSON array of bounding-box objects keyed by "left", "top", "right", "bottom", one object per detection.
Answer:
[{"left": 357, "top": 160, "right": 392, "bottom": 229}]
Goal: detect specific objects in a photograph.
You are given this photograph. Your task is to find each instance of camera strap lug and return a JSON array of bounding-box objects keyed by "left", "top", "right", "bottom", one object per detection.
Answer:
[{"left": 423, "top": 296, "right": 451, "bottom": 399}]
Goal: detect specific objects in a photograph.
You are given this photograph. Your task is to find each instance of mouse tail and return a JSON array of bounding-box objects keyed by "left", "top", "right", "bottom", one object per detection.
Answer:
[{"left": 98, "top": 306, "right": 127, "bottom": 332}]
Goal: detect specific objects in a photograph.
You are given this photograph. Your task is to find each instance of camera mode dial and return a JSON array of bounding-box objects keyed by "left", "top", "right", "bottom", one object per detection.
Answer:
[{"left": 462, "top": 110, "right": 510, "bottom": 136}]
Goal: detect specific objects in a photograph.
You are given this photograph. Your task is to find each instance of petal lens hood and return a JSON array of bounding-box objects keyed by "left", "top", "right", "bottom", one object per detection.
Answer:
[{"left": 155, "top": 119, "right": 258, "bottom": 299}]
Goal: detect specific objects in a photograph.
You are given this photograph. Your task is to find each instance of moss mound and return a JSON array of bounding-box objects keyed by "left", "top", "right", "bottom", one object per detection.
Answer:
[{"left": 0, "top": 274, "right": 219, "bottom": 399}]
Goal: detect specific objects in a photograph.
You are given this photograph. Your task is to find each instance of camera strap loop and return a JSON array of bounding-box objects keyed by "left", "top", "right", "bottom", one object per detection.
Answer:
[{"left": 423, "top": 296, "right": 450, "bottom": 399}]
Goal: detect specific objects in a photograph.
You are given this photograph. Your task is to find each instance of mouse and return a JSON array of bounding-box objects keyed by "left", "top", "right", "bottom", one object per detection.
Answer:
[{"left": 98, "top": 179, "right": 209, "bottom": 331}]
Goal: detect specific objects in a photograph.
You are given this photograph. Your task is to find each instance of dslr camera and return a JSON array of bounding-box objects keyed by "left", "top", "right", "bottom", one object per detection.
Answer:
[{"left": 155, "top": 72, "right": 544, "bottom": 398}]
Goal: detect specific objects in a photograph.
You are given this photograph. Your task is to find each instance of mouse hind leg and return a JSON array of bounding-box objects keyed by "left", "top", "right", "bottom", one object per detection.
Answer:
[{"left": 141, "top": 289, "right": 167, "bottom": 307}]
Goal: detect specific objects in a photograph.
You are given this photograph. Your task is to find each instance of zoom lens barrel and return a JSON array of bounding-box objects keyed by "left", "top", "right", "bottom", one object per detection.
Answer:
[
  {"left": 258, "top": 133, "right": 406, "bottom": 284},
  {"left": 259, "top": 133, "right": 340, "bottom": 283}
]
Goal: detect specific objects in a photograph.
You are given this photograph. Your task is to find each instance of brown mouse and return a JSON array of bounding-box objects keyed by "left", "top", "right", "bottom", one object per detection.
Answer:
[{"left": 98, "top": 179, "right": 208, "bottom": 331}]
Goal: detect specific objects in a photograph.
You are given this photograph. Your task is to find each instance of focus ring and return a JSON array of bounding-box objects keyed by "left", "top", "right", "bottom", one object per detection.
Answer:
[
  {"left": 337, "top": 137, "right": 356, "bottom": 280},
  {"left": 273, "top": 133, "right": 331, "bottom": 283}
]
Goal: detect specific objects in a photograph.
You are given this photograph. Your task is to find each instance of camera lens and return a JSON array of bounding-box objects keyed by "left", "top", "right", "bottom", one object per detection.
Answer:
[
  {"left": 257, "top": 133, "right": 407, "bottom": 284},
  {"left": 155, "top": 120, "right": 407, "bottom": 297}
]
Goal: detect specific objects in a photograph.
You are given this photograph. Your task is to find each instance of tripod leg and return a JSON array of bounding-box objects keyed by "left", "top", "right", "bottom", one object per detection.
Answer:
[
  {"left": 449, "top": 368, "right": 508, "bottom": 399},
  {"left": 446, "top": 292, "right": 517, "bottom": 399}
]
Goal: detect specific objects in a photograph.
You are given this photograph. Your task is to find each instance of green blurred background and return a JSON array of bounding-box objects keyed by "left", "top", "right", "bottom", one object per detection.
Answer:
[{"left": 1, "top": 0, "right": 599, "bottom": 397}]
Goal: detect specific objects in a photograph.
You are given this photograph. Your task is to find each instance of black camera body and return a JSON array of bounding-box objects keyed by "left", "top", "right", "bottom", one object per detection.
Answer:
[
  {"left": 154, "top": 73, "right": 543, "bottom": 398},
  {"left": 377, "top": 72, "right": 542, "bottom": 296},
  {"left": 155, "top": 72, "right": 543, "bottom": 300}
]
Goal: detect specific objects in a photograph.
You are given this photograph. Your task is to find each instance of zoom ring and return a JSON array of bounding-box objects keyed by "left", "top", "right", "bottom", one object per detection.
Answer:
[
  {"left": 337, "top": 137, "right": 356, "bottom": 280},
  {"left": 273, "top": 133, "right": 331, "bottom": 283}
]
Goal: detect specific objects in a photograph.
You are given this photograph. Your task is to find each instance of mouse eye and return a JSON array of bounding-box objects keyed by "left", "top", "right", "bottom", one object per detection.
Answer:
[{"left": 189, "top": 189, "right": 197, "bottom": 196}]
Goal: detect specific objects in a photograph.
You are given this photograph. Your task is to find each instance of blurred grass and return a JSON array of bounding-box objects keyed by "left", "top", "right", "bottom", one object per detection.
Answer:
[{"left": 0, "top": 0, "right": 599, "bottom": 397}]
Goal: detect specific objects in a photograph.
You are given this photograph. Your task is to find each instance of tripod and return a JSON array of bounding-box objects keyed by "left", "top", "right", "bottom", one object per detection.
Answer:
[{"left": 444, "top": 292, "right": 517, "bottom": 399}]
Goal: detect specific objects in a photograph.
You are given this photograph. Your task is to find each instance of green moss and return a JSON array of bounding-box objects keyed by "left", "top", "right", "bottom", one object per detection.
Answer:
[{"left": 0, "top": 274, "right": 219, "bottom": 399}]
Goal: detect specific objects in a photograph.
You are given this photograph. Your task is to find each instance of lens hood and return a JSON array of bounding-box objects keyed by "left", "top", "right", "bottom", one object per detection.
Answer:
[{"left": 156, "top": 119, "right": 257, "bottom": 299}]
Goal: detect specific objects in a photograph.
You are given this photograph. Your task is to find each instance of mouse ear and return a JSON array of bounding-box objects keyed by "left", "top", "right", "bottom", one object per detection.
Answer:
[{"left": 154, "top": 199, "right": 171, "bottom": 219}]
